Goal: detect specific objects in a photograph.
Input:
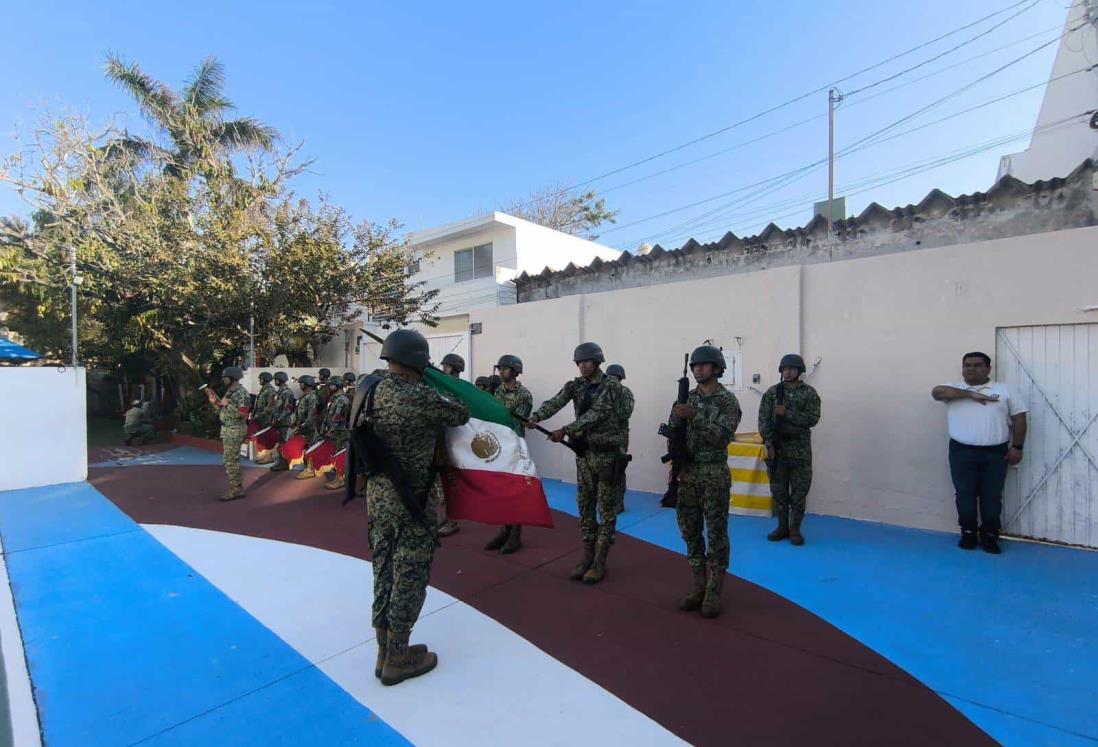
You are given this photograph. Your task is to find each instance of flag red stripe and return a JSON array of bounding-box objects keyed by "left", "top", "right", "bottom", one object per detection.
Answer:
[{"left": 442, "top": 468, "right": 554, "bottom": 528}]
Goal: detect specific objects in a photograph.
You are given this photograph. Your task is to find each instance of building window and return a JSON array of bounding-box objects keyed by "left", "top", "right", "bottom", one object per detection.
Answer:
[{"left": 454, "top": 243, "right": 493, "bottom": 282}]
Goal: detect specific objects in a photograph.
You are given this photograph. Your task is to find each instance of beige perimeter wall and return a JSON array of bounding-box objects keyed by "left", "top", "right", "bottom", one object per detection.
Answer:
[{"left": 469, "top": 226, "right": 1098, "bottom": 533}]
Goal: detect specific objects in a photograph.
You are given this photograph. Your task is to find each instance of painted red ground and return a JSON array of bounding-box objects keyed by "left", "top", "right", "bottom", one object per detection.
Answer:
[{"left": 90, "top": 463, "right": 995, "bottom": 746}]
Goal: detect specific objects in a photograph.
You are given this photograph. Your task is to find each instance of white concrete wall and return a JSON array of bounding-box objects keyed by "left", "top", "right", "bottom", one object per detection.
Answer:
[
  {"left": 0, "top": 368, "right": 87, "bottom": 491},
  {"left": 998, "top": 3, "right": 1098, "bottom": 182},
  {"left": 471, "top": 226, "right": 1098, "bottom": 533}
]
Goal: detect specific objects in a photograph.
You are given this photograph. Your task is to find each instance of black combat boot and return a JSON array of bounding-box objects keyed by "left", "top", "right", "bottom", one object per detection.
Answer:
[
  {"left": 499, "top": 526, "right": 523, "bottom": 555},
  {"left": 570, "top": 541, "right": 596, "bottom": 580},
  {"left": 958, "top": 530, "right": 978, "bottom": 550},
  {"left": 380, "top": 630, "right": 437, "bottom": 686},
  {"left": 701, "top": 564, "right": 725, "bottom": 619},
  {"left": 583, "top": 540, "right": 611, "bottom": 584},
  {"left": 269, "top": 456, "right": 290, "bottom": 472},
  {"left": 789, "top": 509, "right": 806, "bottom": 546},
  {"left": 979, "top": 530, "right": 1001, "bottom": 555},
  {"left": 767, "top": 508, "right": 790, "bottom": 542},
  {"left": 679, "top": 565, "right": 706, "bottom": 611},
  {"left": 374, "top": 627, "right": 429, "bottom": 679},
  {"left": 483, "top": 526, "right": 510, "bottom": 551}
]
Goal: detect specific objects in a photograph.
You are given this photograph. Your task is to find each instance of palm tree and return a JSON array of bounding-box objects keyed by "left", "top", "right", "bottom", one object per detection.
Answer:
[{"left": 104, "top": 53, "right": 278, "bottom": 176}]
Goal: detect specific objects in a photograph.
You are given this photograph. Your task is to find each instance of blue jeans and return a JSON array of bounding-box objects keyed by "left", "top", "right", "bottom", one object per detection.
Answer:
[{"left": 948, "top": 440, "right": 1009, "bottom": 534}]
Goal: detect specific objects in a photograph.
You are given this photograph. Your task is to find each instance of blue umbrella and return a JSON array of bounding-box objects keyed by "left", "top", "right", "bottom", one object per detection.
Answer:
[{"left": 0, "top": 337, "right": 41, "bottom": 361}]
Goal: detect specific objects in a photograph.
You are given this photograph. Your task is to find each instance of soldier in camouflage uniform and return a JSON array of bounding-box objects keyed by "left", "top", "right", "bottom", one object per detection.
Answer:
[
  {"left": 530, "top": 342, "right": 626, "bottom": 584},
  {"left": 293, "top": 375, "right": 322, "bottom": 480},
  {"left": 484, "top": 354, "right": 534, "bottom": 555},
  {"left": 665, "top": 346, "right": 741, "bottom": 618},
  {"left": 252, "top": 372, "right": 278, "bottom": 463},
  {"left": 361, "top": 329, "right": 470, "bottom": 686},
  {"left": 322, "top": 378, "right": 352, "bottom": 490},
  {"left": 605, "top": 364, "right": 634, "bottom": 514},
  {"left": 123, "top": 400, "right": 157, "bottom": 445},
  {"left": 268, "top": 371, "right": 297, "bottom": 472},
  {"left": 759, "top": 354, "right": 821, "bottom": 546},
  {"left": 435, "top": 353, "right": 465, "bottom": 537},
  {"left": 206, "top": 366, "right": 251, "bottom": 501}
]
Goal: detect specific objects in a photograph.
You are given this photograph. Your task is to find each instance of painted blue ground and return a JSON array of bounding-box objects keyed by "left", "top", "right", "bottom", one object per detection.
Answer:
[
  {"left": 89, "top": 445, "right": 272, "bottom": 469},
  {"left": 0, "top": 482, "right": 408, "bottom": 747},
  {"left": 544, "top": 480, "right": 1098, "bottom": 747}
]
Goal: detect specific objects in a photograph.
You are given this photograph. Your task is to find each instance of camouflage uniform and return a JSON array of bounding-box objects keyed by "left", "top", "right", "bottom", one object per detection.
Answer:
[
  {"left": 613, "top": 384, "right": 635, "bottom": 512},
  {"left": 123, "top": 405, "right": 157, "bottom": 445},
  {"left": 295, "top": 389, "right": 320, "bottom": 446},
  {"left": 273, "top": 385, "right": 296, "bottom": 441},
  {"left": 758, "top": 382, "right": 821, "bottom": 513},
  {"left": 323, "top": 389, "right": 351, "bottom": 452},
  {"left": 495, "top": 381, "right": 533, "bottom": 420},
  {"left": 219, "top": 384, "right": 251, "bottom": 493},
  {"left": 253, "top": 382, "right": 277, "bottom": 428},
  {"left": 364, "top": 375, "right": 470, "bottom": 634},
  {"left": 666, "top": 385, "right": 741, "bottom": 571},
  {"left": 534, "top": 371, "right": 627, "bottom": 545}
]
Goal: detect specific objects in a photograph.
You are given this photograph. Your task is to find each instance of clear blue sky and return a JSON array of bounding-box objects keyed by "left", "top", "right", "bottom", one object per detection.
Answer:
[{"left": 1, "top": 0, "right": 1075, "bottom": 252}]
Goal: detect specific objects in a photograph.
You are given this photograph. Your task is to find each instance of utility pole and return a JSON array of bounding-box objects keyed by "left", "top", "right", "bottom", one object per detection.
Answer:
[
  {"left": 248, "top": 300, "right": 256, "bottom": 369},
  {"left": 69, "top": 244, "right": 79, "bottom": 368},
  {"left": 827, "top": 88, "right": 839, "bottom": 234}
]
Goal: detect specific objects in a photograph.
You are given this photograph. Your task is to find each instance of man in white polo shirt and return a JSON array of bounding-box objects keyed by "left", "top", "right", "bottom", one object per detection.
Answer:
[{"left": 932, "top": 352, "right": 1027, "bottom": 554}]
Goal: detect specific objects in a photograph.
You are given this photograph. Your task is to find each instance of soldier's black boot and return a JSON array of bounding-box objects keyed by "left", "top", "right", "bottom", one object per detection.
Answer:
[
  {"left": 269, "top": 456, "right": 290, "bottom": 472},
  {"left": 499, "top": 525, "right": 523, "bottom": 555},
  {"left": 701, "top": 564, "right": 725, "bottom": 619},
  {"left": 767, "top": 508, "right": 790, "bottom": 542},
  {"left": 380, "top": 630, "right": 437, "bottom": 686},
  {"left": 583, "top": 540, "right": 610, "bottom": 584},
  {"left": 570, "top": 541, "right": 596, "bottom": 580},
  {"left": 958, "top": 530, "right": 978, "bottom": 550},
  {"left": 483, "top": 526, "right": 510, "bottom": 551},
  {"left": 679, "top": 565, "right": 706, "bottom": 611},
  {"left": 789, "top": 509, "right": 805, "bottom": 546},
  {"left": 374, "top": 627, "right": 428, "bottom": 679},
  {"left": 979, "top": 530, "right": 1001, "bottom": 555}
]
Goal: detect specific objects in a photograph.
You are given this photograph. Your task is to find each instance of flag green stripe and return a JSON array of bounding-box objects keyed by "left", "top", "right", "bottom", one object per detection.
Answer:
[{"left": 423, "top": 368, "right": 519, "bottom": 432}]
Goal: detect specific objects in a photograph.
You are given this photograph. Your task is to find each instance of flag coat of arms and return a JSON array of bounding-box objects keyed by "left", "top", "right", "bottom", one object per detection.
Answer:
[{"left": 424, "top": 369, "right": 553, "bottom": 528}]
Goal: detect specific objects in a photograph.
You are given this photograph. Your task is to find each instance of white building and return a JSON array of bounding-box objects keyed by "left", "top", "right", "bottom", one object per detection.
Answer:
[
  {"left": 997, "top": 0, "right": 1098, "bottom": 182},
  {"left": 317, "top": 211, "right": 620, "bottom": 378}
]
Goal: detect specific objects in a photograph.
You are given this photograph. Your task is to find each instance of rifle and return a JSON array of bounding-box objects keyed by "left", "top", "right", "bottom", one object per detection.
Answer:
[
  {"left": 769, "top": 382, "right": 786, "bottom": 461},
  {"left": 658, "top": 353, "right": 690, "bottom": 508}
]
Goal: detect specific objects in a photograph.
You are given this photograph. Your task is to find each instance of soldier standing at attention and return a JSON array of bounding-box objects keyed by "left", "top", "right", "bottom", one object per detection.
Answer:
[
  {"left": 665, "top": 346, "right": 741, "bottom": 618},
  {"left": 529, "top": 342, "right": 626, "bottom": 584},
  {"left": 484, "top": 354, "right": 534, "bottom": 554},
  {"left": 206, "top": 366, "right": 250, "bottom": 502},
  {"left": 435, "top": 353, "right": 466, "bottom": 537},
  {"left": 322, "top": 378, "right": 352, "bottom": 490},
  {"left": 759, "top": 354, "right": 821, "bottom": 546},
  {"left": 605, "top": 364, "right": 634, "bottom": 514},
  {"left": 362, "top": 329, "right": 470, "bottom": 686},
  {"left": 252, "top": 372, "right": 277, "bottom": 464},
  {"left": 268, "top": 371, "right": 297, "bottom": 472},
  {"left": 123, "top": 400, "right": 157, "bottom": 445},
  {"left": 293, "top": 375, "right": 322, "bottom": 480}
]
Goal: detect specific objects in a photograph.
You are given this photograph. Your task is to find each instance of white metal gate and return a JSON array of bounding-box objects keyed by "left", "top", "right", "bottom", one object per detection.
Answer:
[
  {"left": 996, "top": 324, "right": 1098, "bottom": 547},
  {"left": 362, "top": 330, "right": 472, "bottom": 381}
]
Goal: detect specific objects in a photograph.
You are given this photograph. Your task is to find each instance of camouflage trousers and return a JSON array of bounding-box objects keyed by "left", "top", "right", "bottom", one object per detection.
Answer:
[
  {"left": 676, "top": 463, "right": 731, "bottom": 571},
  {"left": 328, "top": 429, "right": 348, "bottom": 454},
  {"left": 124, "top": 423, "right": 157, "bottom": 445},
  {"left": 576, "top": 452, "right": 621, "bottom": 544},
  {"left": 368, "top": 477, "right": 437, "bottom": 634},
  {"left": 769, "top": 457, "right": 813, "bottom": 513},
  {"left": 221, "top": 424, "right": 246, "bottom": 492}
]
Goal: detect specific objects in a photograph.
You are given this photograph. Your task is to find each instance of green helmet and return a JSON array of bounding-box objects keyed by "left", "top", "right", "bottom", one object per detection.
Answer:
[
  {"left": 573, "top": 342, "right": 605, "bottom": 364},
  {"left": 222, "top": 366, "right": 244, "bottom": 381},
  {"left": 475, "top": 376, "right": 491, "bottom": 389},
  {"left": 298, "top": 374, "right": 316, "bottom": 389},
  {"left": 381, "top": 329, "right": 431, "bottom": 372},
  {"left": 273, "top": 371, "right": 289, "bottom": 384},
  {"left": 258, "top": 371, "right": 273, "bottom": 384},
  {"left": 605, "top": 364, "right": 625, "bottom": 380},
  {"left": 496, "top": 354, "right": 523, "bottom": 375},
  {"left": 343, "top": 371, "right": 356, "bottom": 384},
  {"left": 689, "top": 345, "right": 726, "bottom": 374},
  {"left": 779, "top": 354, "right": 806, "bottom": 373},
  {"left": 318, "top": 368, "right": 331, "bottom": 379},
  {"left": 441, "top": 353, "right": 465, "bottom": 374},
  {"left": 328, "top": 378, "right": 342, "bottom": 390}
]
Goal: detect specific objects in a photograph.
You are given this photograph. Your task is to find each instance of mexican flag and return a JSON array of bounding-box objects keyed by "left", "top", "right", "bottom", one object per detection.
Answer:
[{"left": 424, "top": 368, "right": 553, "bottom": 528}]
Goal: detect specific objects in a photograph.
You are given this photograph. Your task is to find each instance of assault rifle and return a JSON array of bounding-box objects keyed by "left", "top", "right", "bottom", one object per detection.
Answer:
[{"left": 658, "top": 354, "right": 690, "bottom": 508}]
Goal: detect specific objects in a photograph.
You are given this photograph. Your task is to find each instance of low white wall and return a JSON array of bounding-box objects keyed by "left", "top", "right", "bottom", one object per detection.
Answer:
[{"left": 0, "top": 368, "right": 87, "bottom": 492}]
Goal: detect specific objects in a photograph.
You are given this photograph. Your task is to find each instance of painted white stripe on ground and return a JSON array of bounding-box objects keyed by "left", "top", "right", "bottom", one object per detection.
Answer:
[
  {"left": 146, "top": 525, "right": 685, "bottom": 747},
  {"left": 446, "top": 419, "right": 539, "bottom": 477}
]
